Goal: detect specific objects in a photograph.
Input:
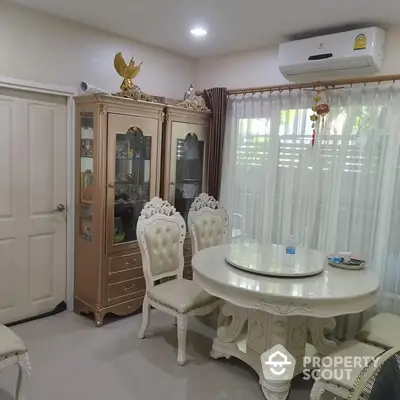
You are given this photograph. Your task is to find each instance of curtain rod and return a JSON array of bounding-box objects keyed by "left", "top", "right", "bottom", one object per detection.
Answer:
[{"left": 226, "top": 74, "right": 400, "bottom": 95}]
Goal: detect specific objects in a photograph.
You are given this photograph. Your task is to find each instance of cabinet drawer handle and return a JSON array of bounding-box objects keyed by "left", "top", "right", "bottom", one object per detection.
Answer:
[
  {"left": 125, "top": 259, "right": 136, "bottom": 265},
  {"left": 124, "top": 284, "right": 135, "bottom": 292}
]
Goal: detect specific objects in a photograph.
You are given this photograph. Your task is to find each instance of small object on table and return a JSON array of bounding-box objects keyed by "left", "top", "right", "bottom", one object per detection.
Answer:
[
  {"left": 338, "top": 251, "right": 352, "bottom": 262},
  {"left": 285, "top": 235, "right": 296, "bottom": 255},
  {"left": 328, "top": 255, "right": 366, "bottom": 270}
]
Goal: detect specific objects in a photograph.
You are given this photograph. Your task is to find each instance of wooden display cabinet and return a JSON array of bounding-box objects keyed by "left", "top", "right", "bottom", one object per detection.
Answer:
[
  {"left": 74, "top": 94, "right": 164, "bottom": 326},
  {"left": 162, "top": 105, "right": 211, "bottom": 278}
]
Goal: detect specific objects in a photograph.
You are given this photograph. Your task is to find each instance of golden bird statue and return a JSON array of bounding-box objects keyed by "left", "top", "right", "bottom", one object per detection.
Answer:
[{"left": 114, "top": 52, "right": 143, "bottom": 91}]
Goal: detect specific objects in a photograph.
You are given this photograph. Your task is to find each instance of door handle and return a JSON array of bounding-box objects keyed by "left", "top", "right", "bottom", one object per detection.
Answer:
[{"left": 54, "top": 204, "right": 66, "bottom": 212}]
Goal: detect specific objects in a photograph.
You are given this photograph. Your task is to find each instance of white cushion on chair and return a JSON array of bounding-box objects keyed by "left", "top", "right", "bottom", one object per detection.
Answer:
[
  {"left": 319, "top": 340, "right": 383, "bottom": 390},
  {"left": 148, "top": 279, "right": 217, "bottom": 314},
  {"left": 144, "top": 219, "right": 182, "bottom": 276},
  {"left": 357, "top": 313, "right": 400, "bottom": 348},
  {"left": 0, "top": 325, "right": 26, "bottom": 358},
  {"left": 193, "top": 214, "right": 226, "bottom": 251}
]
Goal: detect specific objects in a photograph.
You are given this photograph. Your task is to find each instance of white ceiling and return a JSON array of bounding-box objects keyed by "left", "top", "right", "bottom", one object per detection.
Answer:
[{"left": 7, "top": 0, "right": 400, "bottom": 58}]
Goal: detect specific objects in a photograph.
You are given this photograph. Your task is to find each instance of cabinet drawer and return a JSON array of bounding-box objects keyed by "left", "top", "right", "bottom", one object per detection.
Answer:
[
  {"left": 108, "top": 277, "right": 146, "bottom": 304},
  {"left": 107, "top": 267, "right": 143, "bottom": 284},
  {"left": 108, "top": 253, "right": 142, "bottom": 275}
]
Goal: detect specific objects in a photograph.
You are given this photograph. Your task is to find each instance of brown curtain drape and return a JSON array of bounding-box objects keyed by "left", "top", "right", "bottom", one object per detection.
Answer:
[{"left": 203, "top": 87, "right": 227, "bottom": 199}]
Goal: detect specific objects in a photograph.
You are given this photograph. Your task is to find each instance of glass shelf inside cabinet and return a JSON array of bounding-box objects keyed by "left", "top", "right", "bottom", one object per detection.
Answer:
[
  {"left": 113, "top": 126, "right": 151, "bottom": 245},
  {"left": 79, "top": 112, "right": 94, "bottom": 242},
  {"left": 175, "top": 133, "right": 204, "bottom": 223},
  {"left": 80, "top": 112, "right": 94, "bottom": 204},
  {"left": 80, "top": 112, "right": 94, "bottom": 159},
  {"left": 79, "top": 204, "right": 93, "bottom": 242}
]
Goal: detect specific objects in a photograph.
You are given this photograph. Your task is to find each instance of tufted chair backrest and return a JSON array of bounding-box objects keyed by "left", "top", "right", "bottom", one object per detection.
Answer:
[
  {"left": 137, "top": 197, "right": 186, "bottom": 287},
  {"left": 188, "top": 193, "right": 229, "bottom": 254}
]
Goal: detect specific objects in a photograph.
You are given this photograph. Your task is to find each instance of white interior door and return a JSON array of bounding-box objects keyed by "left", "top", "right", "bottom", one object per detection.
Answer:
[{"left": 0, "top": 88, "right": 67, "bottom": 324}]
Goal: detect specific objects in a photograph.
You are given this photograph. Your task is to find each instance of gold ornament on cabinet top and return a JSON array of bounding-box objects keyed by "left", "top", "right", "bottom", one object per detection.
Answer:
[
  {"left": 175, "top": 84, "right": 211, "bottom": 112},
  {"left": 113, "top": 52, "right": 154, "bottom": 102},
  {"left": 114, "top": 52, "right": 142, "bottom": 90}
]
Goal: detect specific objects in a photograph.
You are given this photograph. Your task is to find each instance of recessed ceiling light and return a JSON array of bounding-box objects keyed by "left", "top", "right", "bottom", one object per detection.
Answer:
[{"left": 190, "top": 27, "right": 207, "bottom": 37}]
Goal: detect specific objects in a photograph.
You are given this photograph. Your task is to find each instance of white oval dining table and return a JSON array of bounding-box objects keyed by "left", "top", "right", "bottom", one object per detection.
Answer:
[{"left": 192, "top": 244, "right": 380, "bottom": 400}]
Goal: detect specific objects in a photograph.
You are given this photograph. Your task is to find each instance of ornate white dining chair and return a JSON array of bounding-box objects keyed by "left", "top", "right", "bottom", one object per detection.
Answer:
[
  {"left": 188, "top": 193, "right": 229, "bottom": 328},
  {"left": 310, "top": 340, "right": 385, "bottom": 400},
  {"left": 357, "top": 313, "right": 400, "bottom": 349},
  {"left": 0, "top": 325, "right": 31, "bottom": 399},
  {"left": 311, "top": 313, "right": 400, "bottom": 399},
  {"left": 188, "top": 193, "right": 229, "bottom": 255},
  {"left": 137, "top": 197, "right": 219, "bottom": 365}
]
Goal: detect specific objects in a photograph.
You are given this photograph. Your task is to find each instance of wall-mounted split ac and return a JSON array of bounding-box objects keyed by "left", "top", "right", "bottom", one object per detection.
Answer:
[{"left": 278, "top": 27, "right": 386, "bottom": 82}]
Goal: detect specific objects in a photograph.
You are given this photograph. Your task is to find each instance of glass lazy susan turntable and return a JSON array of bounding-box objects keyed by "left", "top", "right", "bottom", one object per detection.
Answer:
[{"left": 225, "top": 242, "right": 325, "bottom": 278}]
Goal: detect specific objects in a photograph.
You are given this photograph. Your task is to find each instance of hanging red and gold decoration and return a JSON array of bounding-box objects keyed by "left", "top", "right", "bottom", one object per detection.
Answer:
[
  {"left": 316, "top": 103, "right": 330, "bottom": 117},
  {"left": 310, "top": 90, "right": 330, "bottom": 147}
]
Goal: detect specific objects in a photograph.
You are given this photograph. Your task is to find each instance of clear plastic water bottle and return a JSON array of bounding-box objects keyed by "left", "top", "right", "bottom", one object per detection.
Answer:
[{"left": 286, "top": 235, "right": 296, "bottom": 255}]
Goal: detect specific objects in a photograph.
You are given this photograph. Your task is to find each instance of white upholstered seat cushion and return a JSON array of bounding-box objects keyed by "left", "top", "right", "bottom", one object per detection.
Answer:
[
  {"left": 357, "top": 313, "right": 400, "bottom": 349},
  {"left": 0, "top": 325, "right": 26, "bottom": 358},
  {"left": 148, "top": 279, "right": 217, "bottom": 314},
  {"left": 319, "top": 340, "right": 383, "bottom": 390}
]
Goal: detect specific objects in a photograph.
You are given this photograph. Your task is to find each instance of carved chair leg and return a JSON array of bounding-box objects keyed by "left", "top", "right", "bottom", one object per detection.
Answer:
[
  {"left": 15, "top": 362, "right": 24, "bottom": 400},
  {"left": 176, "top": 315, "right": 188, "bottom": 366},
  {"left": 138, "top": 295, "right": 151, "bottom": 339}
]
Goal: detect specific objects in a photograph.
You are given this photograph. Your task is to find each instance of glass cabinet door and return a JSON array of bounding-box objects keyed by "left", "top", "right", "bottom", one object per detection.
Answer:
[
  {"left": 79, "top": 111, "right": 94, "bottom": 242},
  {"left": 107, "top": 114, "right": 158, "bottom": 251},
  {"left": 170, "top": 124, "right": 207, "bottom": 223}
]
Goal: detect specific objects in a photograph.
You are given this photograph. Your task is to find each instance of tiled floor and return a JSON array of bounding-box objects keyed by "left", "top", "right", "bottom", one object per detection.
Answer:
[{"left": 0, "top": 311, "right": 333, "bottom": 400}]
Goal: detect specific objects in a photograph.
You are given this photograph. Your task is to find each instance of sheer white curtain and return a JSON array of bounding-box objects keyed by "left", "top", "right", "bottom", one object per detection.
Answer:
[{"left": 221, "top": 82, "right": 400, "bottom": 316}]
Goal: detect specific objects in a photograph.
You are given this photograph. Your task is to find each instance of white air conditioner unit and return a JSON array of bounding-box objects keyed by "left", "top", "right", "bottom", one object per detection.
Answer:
[{"left": 278, "top": 27, "right": 386, "bottom": 82}]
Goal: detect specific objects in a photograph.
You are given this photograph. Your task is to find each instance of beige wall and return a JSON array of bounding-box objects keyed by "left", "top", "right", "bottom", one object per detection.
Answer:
[
  {"left": 2, "top": 0, "right": 399, "bottom": 96},
  {"left": 0, "top": 0, "right": 195, "bottom": 99},
  {"left": 195, "top": 27, "right": 400, "bottom": 90}
]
